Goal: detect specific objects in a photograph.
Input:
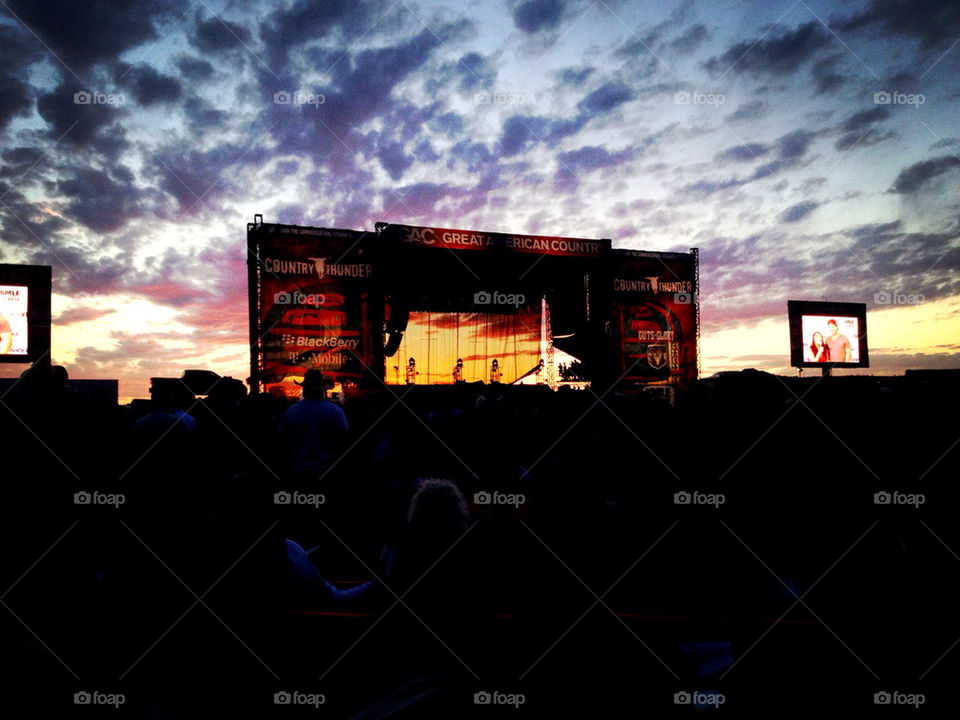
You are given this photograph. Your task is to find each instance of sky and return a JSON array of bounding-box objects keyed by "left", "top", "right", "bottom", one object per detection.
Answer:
[{"left": 0, "top": 0, "right": 958, "bottom": 401}]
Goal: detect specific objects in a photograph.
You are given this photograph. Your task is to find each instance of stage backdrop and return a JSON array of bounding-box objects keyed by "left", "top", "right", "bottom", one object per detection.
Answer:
[
  {"left": 386, "top": 310, "right": 541, "bottom": 385},
  {"left": 248, "top": 223, "right": 381, "bottom": 395},
  {"left": 606, "top": 249, "right": 698, "bottom": 387}
]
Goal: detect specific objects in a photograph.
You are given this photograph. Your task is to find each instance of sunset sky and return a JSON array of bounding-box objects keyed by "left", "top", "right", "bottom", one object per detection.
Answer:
[{"left": 0, "top": 0, "right": 958, "bottom": 401}]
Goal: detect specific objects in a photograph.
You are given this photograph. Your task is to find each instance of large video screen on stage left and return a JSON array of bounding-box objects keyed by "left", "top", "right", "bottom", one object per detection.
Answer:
[{"left": 0, "top": 265, "right": 51, "bottom": 363}]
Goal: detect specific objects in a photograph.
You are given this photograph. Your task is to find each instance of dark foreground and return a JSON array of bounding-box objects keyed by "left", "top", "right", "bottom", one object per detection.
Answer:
[{"left": 1, "top": 367, "right": 958, "bottom": 716}]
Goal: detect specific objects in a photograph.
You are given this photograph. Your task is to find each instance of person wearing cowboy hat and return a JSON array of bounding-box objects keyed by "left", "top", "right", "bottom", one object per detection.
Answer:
[{"left": 277, "top": 370, "right": 348, "bottom": 479}]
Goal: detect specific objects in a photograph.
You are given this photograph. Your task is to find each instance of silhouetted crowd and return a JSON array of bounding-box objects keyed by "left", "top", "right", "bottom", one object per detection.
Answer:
[{"left": 1, "top": 363, "right": 959, "bottom": 716}]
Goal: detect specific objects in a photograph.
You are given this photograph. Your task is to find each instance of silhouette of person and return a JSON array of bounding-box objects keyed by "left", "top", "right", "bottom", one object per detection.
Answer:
[{"left": 277, "top": 369, "right": 348, "bottom": 479}]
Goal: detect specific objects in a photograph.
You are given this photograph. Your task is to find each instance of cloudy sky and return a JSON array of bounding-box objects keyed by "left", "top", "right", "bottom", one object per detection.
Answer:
[{"left": 1, "top": 0, "right": 958, "bottom": 400}]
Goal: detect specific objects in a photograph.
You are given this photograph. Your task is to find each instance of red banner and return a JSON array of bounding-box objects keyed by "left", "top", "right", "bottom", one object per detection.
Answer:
[
  {"left": 253, "top": 226, "right": 380, "bottom": 394},
  {"left": 608, "top": 251, "right": 697, "bottom": 387},
  {"left": 389, "top": 224, "right": 608, "bottom": 257}
]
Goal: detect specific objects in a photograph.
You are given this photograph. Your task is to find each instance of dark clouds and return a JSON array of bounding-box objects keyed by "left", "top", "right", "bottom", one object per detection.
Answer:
[
  {"left": 811, "top": 54, "right": 846, "bottom": 95},
  {"left": 498, "top": 80, "right": 635, "bottom": 156},
  {"left": 703, "top": 21, "right": 830, "bottom": 77},
  {"left": 191, "top": 10, "right": 252, "bottom": 53},
  {"left": 454, "top": 52, "right": 496, "bottom": 92},
  {"left": 889, "top": 156, "right": 960, "bottom": 194},
  {"left": 840, "top": 107, "right": 890, "bottom": 132},
  {"left": 668, "top": 23, "right": 709, "bottom": 55},
  {"left": 716, "top": 143, "right": 769, "bottom": 163},
  {"left": 554, "top": 145, "right": 634, "bottom": 191},
  {"left": 779, "top": 200, "right": 820, "bottom": 223},
  {"left": 152, "top": 142, "right": 269, "bottom": 213},
  {"left": 115, "top": 63, "right": 183, "bottom": 106},
  {"left": 3, "top": 0, "right": 181, "bottom": 74},
  {"left": 834, "top": 107, "right": 895, "bottom": 151},
  {"left": 258, "top": 0, "right": 385, "bottom": 71},
  {"left": 0, "top": 24, "right": 42, "bottom": 132},
  {"left": 35, "top": 80, "right": 130, "bottom": 159},
  {"left": 56, "top": 167, "right": 148, "bottom": 233},
  {"left": 840, "top": 0, "right": 960, "bottom": 51},
  {"left": 512, "top": 0, "right": 565, "bottom": 34},
  {"left": 726, "top": 100, "right": 766, "bottom": 122},
  {"left": 176, "top": 55, "right": 215, "bottom": 82}
]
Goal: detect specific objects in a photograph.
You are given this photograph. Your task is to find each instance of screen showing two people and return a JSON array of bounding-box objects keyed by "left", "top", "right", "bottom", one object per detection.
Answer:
[
  {"left": 0, "top": 285, "right": 28, "bottom": 355},
  {"left": 801, "top": 314, "right": 859, "bottom": 364}
]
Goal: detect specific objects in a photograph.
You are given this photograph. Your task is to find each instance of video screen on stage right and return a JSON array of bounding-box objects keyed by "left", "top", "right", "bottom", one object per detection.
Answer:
[{"left": 788, "top": 301, "right": 868, "bottom": 368}]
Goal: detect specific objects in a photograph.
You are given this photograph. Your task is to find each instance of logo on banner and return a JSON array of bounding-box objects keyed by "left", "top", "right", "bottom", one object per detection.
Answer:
[
  {"left": 647, "top": 344, "right": 669, "bottom": 370},
  {"left": 308, "top": 257, "right": 327, "bottom": 279},
  {"left": 402, "top": 227, "right": 437, "bottom": 245}
]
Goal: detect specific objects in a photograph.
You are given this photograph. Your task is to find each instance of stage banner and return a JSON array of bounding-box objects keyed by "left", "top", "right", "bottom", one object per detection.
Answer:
[
  {"left": 607, "top": 250, "right": 697, "bottom": 387},
  {"left": 250, "top": 224, "right": 380, "bottom": 394},
  {"left": 384, "top": 223, "right": 609, "bottom": 257}
]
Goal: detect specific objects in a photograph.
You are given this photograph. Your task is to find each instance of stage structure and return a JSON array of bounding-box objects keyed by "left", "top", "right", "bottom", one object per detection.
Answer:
[{"left": 247, "top": 217, "right": 699, "bottom": 396}]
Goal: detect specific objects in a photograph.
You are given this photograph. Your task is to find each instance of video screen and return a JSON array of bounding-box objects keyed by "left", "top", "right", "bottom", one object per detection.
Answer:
[
  {"left": 0, "top": 285, "right": 29, "bottom": 355},
  {"left": 800, "top": 315, "right": 859, "bottom": 364},
  {"left": 788, "top": 300, "right": 868, "bottom": 368},
  {"left": 0, "top": 264, "right": 51, "bottom": 363}
]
